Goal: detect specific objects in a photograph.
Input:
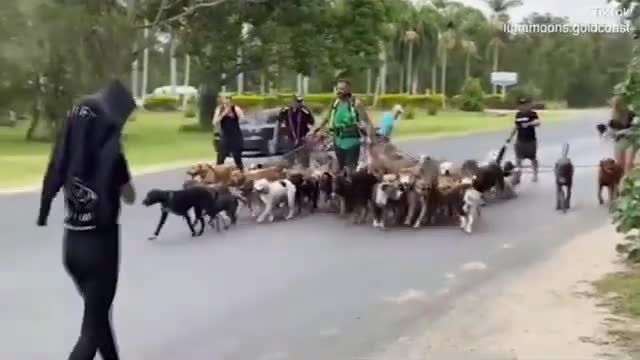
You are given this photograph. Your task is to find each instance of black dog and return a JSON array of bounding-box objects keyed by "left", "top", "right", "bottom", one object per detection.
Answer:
[
  {"left": 554, "top": 142, "right": 574, "bottom": 212},
  {"left": 288, "top": 173, "right": 320, "bottom": 213},
  {"left": 208, "top": 187, "right": 246, "bottom": 228},
  {"left": 142, "top": 187, "right": 216, "bottom": 240}
]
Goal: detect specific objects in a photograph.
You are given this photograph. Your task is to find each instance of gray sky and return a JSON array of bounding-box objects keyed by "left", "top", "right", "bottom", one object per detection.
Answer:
[{"left": 455, "top": 0, "right": 625, "bottom": 24}]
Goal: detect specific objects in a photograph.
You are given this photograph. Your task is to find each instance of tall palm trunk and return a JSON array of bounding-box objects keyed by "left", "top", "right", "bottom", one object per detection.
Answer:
[
  {"left": 399, "top": 67, "right": 405, "bottom": 93},
  {"left": 296, "top": 73, "right": 303, "bottom": 94},
  {"left": 169, "top": 35, "right": 177, "bottom": 94},
  {"left": 236, "top": 48, "right": 244, "bottom": 93},
  {"left": 492, "top": 41, "right": 499, "bottom": 93},
  {"left": 141, "top": 19, "right": 149, "bottom": 100},
  {"left": 128, "top": 0, "right": 138, "bottom": 99},
  {"left": 379, "top": 40, "right": 387, "bottom": 94},
  {"left": 440, "top": 49, "right": 448, "bottom": 108},
  {"left": 366, "top": 69, "right": 372, "bottom": 94},
  {"left": 260, "top": 72, "right": 266, "bottom": 94},
  {"left": 431, "top": 64, "right": 437, "bottom": 94},
  {"left": 303, "top": 76, "right": 309, "bottom": 95},
  {"left": 411, "top": 67, "right": 419, "bottom": 94},
  {"left": 465, "top": 52, "right": 471, "bottom": 79},
  {"left": 406, "top": 42, "right": 413, "bottom": 94},
  {"left": 181, "top": 54, "right": 191, "bottom": 110}
]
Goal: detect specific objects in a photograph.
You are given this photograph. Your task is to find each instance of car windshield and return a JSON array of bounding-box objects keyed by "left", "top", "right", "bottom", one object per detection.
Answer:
[{"left": 242, "top": 109, "right": 279, "bottom": 125}]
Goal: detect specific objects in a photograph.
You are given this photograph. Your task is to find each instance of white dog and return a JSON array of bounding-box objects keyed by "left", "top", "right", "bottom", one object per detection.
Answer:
[
  {"left": 459, "top": 187, "right": 483, "bottom": 234},
  {"left": 253, "top": 178, "right": 297, "bottom": 223},
  {"left": 439, "top": 161, "right": 454, "bottom": 176}
]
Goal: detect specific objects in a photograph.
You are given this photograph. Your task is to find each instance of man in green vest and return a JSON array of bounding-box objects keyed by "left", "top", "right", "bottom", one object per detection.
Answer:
[{"left": 312, "top": 79, "right": 374, "bottom": 171}]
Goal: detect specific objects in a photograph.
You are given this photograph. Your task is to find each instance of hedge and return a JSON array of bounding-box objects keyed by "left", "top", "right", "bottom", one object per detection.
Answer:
[{"left": 142, "top": 93, "right": 446, "bottom": 111}]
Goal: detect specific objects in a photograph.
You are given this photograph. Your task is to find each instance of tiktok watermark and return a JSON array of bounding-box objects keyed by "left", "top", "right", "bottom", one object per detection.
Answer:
[{"left": 590, "top": 6, "right": 632, "bottom": 18}]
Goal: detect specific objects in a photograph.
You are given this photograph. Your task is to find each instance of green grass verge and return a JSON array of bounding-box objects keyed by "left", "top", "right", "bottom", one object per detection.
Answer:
[
  {"left": 594, "top": 267, "right": 640, "bottom": 358},
  {"left": 0, "top": 109, "right": 575, "bottom": 189}
]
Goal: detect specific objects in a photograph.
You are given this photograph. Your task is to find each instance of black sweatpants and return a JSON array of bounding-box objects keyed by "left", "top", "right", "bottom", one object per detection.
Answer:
[
  {"left": 216, "top": 137, "right": 244, "bottom": 170},
  {"left": 64, "top": 227, "right": 120, "bottom": 360},
  {"left": 335, "top": 145, "right": 360, "bottom": 171}
]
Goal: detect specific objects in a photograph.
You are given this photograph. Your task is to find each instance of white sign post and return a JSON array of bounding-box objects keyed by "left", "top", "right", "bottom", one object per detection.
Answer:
[{"left": 490, "top": 72, "right": 518, "bottom": 98}]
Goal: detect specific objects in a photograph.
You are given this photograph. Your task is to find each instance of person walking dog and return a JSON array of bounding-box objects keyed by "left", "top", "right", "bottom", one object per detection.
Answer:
[
  {"left": 37, "top": 79, "right": 136, "bottom": 360},
  {"left": 213, "top": 95, "right": 245, "bottom": 170}
]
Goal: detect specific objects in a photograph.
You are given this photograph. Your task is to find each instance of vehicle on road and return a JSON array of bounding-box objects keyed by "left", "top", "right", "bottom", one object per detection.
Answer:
[{"left": 240, "top": 108, "right": 296, "bottom": 157}]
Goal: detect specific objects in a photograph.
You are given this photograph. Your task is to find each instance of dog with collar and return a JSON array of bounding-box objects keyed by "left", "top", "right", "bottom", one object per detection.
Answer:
[
  {"left": 459, "top": 185, "right": 483, "bottom": 234},
  {"left": 372, "top": 174, "right": 406, "bottom": 229},
  {"left": 598, "top": 158, "right": 624, "bottom": 210},
  {"left": 142, "top": 187, "right": 217, "bottom": 240},
  {"left": 554, "top": 143, "right": 574, "bottom": 212},
  {"left": 253, "top": 178, "right": 297, "bottom": 223}
]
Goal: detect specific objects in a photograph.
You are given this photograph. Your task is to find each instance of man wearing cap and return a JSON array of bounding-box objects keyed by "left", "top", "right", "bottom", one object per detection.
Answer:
[
  {"left": 509, "top": 96, "right": 541, "bottom": 182},
  {"left": 376, "top": 104, "right": 404, "bottom": 141},
  {"left": 272, "top": 95, "right": 315, "bottom": 167}
]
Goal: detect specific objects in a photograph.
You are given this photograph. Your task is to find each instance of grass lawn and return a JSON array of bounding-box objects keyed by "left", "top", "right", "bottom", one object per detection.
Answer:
[
  {"left": 0, "top": 109, "right": 575, "bottom": 189},
  {"left": 594, "top": 267, "right": 640, "bottom": 358}
]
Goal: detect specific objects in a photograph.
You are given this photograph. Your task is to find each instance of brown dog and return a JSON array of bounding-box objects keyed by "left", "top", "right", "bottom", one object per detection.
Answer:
[
  {"left": 598, "top": 158, "right": 624, "bottom": 210},
  {"left": 186, "top": 163, "right": 236, "bottom": 185}
]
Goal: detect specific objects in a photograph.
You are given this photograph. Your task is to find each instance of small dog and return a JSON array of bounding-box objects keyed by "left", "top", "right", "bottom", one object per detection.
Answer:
[
  {"left": 253, "top": 178, "right": 297, "bottom": 223},
  {"left": 287, "top": 171, "right": 320, "bottom": 214},
  {"left": 372, "top": 174, "right": 405, "bottom": 229},
  {"left": 598, "top": 158, "right": 624, "bottom": 210},
  {"left": 187, "top": 163, "right": 235, "bottom": 184},
  {"left": 142, "top": 187, "right": 216, "bottom": 240},
  {"left": 554, "top": 143, "right": 574, "bottom": 212},
  {"left": 459, "top": 187, "right": 483, "bottom": 234}
]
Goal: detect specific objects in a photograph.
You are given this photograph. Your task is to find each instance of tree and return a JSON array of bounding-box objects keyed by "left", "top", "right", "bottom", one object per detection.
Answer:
[{"left": 484, "top": 0, "right": 523, "bottom": 93}]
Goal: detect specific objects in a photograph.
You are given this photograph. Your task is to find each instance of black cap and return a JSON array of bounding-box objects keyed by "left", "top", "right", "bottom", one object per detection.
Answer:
[{"left": 517, "top": 96, "right": 531, "bottom": 105}]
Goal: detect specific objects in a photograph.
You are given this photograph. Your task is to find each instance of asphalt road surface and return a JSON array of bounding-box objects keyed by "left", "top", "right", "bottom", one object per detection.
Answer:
[{"left": 0, "top": 109, "right": 614, "bottom": 360}]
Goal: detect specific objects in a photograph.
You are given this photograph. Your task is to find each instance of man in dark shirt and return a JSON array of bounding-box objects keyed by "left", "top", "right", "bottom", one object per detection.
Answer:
[
  {"left": 272, "top": 95, "right": 315, "bottom": 167},
  {"left": 510, "top": 97, "right": 541, "bottom": 182}
]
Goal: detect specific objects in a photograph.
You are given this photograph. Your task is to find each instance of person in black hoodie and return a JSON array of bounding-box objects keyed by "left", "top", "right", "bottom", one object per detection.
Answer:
[{"left": 37, "top": 79, "right": 136, "bottom": 360}]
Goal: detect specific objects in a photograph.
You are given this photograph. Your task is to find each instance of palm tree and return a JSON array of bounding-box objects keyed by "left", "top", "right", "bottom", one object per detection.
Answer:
[
  {"left": 484, "top": 0, "right": 523, "bottom": 93},
  {"left": 404, "top": 29, "right": 418, "bottom": 94},
  {"left": 438, "top": 29, "right": 456, "bottom": 106},
  {"left": 461, "top": 39, "right": 478, "bottom": 79}
]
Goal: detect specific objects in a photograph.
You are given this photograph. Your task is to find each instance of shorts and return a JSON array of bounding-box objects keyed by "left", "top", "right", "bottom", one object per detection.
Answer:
[
  {"left": 514, "top": 140, "right": 537, "bottom": 160},
  {"left": 335, "top": 145, "right": 360, "bottom": 170}
]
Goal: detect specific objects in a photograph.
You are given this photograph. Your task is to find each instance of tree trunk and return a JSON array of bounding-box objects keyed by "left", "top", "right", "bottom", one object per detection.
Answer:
[
  {"left": 366, "top": 69, "right": 372, "bottom": 95},
  {"left": 411, "top": 66, "right": 419, "bottom": 94},
  {"left": 181, "top": 54, "right": 191, "bottom": 110},
  {"left": 441, "top": 50, "right": 447, "bottom": 108},
  {"left": 373, "top": 73, "right": 381, "bottom": 107},
  {"left": 237, "top": 48, "right": 244, "bottom": 93},
  {"left": 296, "top": 73, "right": 303, "bottom": 94},
  {"left": 141, "top": 20, "right": 150, "bottom": 101},
  {"left": 431, "top": 64, "right": 437, "bottom": 94},
  {"left": 260, "top": 72, "right": 266, "bottom": 94},
  {"left": 170, "top": 35, "right": 177, "bottom": 95},
  {"left": 303, "top": 76, "right": 309, "bottom": 95},
  {"left": 378, "top": 40, "right": 387, "bottom": 95},
  {"left": 25, "top": 74, "right": 41, "bottom": 141},
  {"left": 406, "top": 43, "right": 413, "bottom": 94},
  {"left": 465, "top": 52, "right": 471, "bottom": 79},
  {"left": 399, "top": 66, "right": 404, "bottom": 93},
  {"left": 198, "top": 81, "right": 220, "bottom": 130},
  {"left": 131, "top": 54, "right": 139, "bottom": 99},
  {"left": 492, "top": 41, "right": 499, "bottom": 94}
]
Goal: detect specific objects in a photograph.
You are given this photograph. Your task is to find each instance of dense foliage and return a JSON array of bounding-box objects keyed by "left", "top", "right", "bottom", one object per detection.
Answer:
[{"left": 0, "top": 0, "right": 634, "bottom": 135}]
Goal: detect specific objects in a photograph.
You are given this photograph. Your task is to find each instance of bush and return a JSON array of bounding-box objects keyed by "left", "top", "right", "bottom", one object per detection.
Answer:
[
  {"left": 427, "top": 103, "right": 438, "bottom": 115},
  {"left": 184, "top": 106, "right": 196, "bottom": 118},
  {"left": 482, "top": 94, "right": 509, "bottom": 109},
  {"left": 403, "top": 107, "right": 416, "bottom": 120},
  {"left": 377, "top": 94, "right": 443, "bottom": 109},
  {"left": 231, "top": 95, "right": 278, "bottom": 109},
  {"left": 505, "top": 82, "right": 542, "bottom": 107},
  {"left": 612, "top": 167, "right": 640, "bottom": 262},
  {"left": 144, "top": 95, "right": 180, "bottom": 111},
  {"left": 449, "top": 94, "right": 463, "bottom": 109},
  {"left": 459, "top": 78, "right": 485, "bottom": 112}
]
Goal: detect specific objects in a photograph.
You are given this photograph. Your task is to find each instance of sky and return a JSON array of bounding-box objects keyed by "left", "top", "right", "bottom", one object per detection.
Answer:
[{"left": 455, "top": 0, "right": 626, "bottom": 25}]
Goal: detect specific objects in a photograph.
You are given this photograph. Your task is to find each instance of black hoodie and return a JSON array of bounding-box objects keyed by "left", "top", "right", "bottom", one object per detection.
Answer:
[{"left": 37, "top": 80, "right": 136, "bottom": 230}]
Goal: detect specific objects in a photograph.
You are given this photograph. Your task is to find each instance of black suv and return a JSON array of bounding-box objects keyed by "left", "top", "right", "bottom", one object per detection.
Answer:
[{"left": 240, "top": 108, "right": 296, "bottom": 157}]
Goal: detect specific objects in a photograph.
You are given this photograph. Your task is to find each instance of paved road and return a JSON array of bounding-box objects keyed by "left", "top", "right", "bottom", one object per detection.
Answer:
[{"left": 0, "top": 110, "right": 614, "bottom": 360}]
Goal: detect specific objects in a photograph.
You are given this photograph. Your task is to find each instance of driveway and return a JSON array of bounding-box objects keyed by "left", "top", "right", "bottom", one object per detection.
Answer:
[{"left": 0, "top": 109, "right": 612, "bottom": 360}]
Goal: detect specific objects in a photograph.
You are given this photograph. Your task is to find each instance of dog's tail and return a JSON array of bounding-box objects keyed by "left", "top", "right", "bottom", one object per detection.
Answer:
[{"left": 561, "top": 142, "right": 569, "bottom": 158}]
